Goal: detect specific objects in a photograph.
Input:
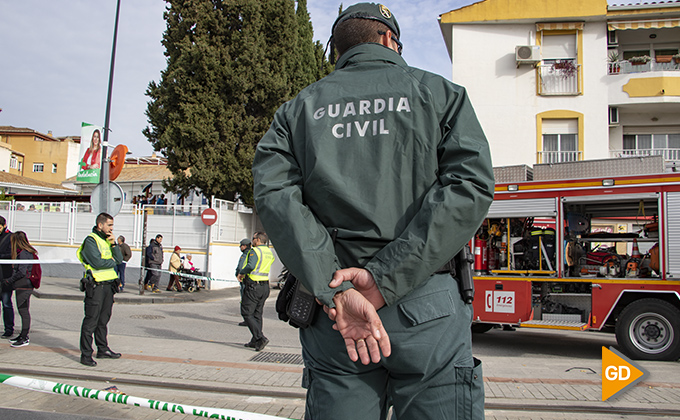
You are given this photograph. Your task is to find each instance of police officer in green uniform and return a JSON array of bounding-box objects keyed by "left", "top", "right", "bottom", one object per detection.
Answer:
[
  {"left": 77, "top": 212, "right": 123, "bottom": 367},
  {"left": 253, "top": 3, "right": 494, "bottom": 419},
  {"left": 236, "top": 238, "right": 251, "bottom": 326},
  {"left": 237, "top": 231, "right": 275, "bottom": 351}
]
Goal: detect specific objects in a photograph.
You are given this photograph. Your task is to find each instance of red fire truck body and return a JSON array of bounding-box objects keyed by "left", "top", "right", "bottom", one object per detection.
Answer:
[{"left": 472, "top": 172, "right": 680, "bottom": 361}]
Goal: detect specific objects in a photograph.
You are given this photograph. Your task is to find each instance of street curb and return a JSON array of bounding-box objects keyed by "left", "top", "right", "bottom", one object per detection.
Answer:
[{"left": 484, "top": 401, "right": 680, "bottom": 417}]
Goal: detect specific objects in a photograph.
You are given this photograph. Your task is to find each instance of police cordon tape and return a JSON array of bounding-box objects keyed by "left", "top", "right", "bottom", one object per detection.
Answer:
[
  {"left": 0, "top": 259, "right": 81, "bottom": 265},
  {"left": 0, "top": 259, "right": 240, "bottom": 284},
  {"left": 0, "top": 373, "right": 292, "bottom": 420}
]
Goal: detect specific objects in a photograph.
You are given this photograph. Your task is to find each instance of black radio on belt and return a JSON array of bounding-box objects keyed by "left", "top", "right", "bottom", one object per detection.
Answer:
[
  {"left": 275, "top": 272, "right": 319, "bottom": 329},
  {"left": 275, "top": 229, "right": 340, "bottom": 329}
]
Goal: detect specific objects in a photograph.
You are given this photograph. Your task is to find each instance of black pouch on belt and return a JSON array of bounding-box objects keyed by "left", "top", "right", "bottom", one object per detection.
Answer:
[
  {"left": 80, "top": 270, "right": 95, "bottom": 292},
  {"left": 275, "top": 272, "right": 320, "bottom": 329}
]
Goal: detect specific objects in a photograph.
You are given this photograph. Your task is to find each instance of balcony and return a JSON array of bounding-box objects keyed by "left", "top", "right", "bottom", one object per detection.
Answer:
[
  {"left": 609, "top": 148, "right": 680, "bottom": 161},
  {"left": 538, "top": 61, "right": 581, "bottom": 96},
  {"left": 608, "top": 59, "right": 680, "bottom": 75},
  {"left": 537, "top": 151, "right": 582, "bottom": 164}
]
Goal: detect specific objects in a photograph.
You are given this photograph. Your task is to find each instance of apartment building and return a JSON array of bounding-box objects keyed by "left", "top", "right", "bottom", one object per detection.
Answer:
[
  {"left": 0, "top": 126, "right": 81, "bottom": 183},
  {"left": 439, "top": 0, "right": 680, "bottom": 167}
]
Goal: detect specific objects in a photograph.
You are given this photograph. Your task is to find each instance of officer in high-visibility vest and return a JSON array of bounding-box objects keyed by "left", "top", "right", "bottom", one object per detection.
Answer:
[
  {"left": 237, "top": 231, "right": 275, "bottom": 351},
  {"left": 77, "top": 212, "right": 123, "bottom": 367}
]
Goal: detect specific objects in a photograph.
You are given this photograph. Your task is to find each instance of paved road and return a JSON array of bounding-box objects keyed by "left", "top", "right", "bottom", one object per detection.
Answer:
[{"left": 0, "top": 277, "right": 678, "bottom": 419}]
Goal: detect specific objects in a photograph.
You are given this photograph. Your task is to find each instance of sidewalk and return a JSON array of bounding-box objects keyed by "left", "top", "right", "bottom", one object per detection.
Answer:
[{"left": 3, "top": 277, "right": 680, "bottom": 419}]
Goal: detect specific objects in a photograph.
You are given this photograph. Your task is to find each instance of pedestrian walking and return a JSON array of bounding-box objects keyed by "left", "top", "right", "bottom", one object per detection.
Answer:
[
  {"left": 77, "top": 212, "right": 124, "bottom": 367},
  {"left": 116, "top": 236, "right": 132, "bottom": 292},
  {"left": 252, "top": 3, "right": 494, "bottom": 419},
  {"left": 3, "top": 231, "right": 38, "bottom": 348},
  {"left": 145, "top": 234, "right": 163, "bottom": 293},
  {"left": 167, "top": 245, "right": 183, "bottom": 291}
]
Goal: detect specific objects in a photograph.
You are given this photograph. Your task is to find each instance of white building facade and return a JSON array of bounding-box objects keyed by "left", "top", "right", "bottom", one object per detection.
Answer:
[{"left": 439, "top": 0, "right": 680, "bottom": 168}]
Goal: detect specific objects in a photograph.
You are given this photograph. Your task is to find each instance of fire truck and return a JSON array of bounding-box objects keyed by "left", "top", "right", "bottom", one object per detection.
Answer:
[{"left": 472, "top": 158, "right": 680, "bottom": 361}]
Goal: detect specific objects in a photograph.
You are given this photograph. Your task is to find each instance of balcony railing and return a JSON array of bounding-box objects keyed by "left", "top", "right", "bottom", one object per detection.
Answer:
[
  {"left": 609, "top": 148, "right": 680, "bottom": 161},
  {"left": 538, "top": 63, "right": 581, "bottom": 95},
  {"left": 608, "top": 59, "right": 680, "bottom": 75},
  {"left": 537, "top": 151, "right": 582, "bottom": 164}
]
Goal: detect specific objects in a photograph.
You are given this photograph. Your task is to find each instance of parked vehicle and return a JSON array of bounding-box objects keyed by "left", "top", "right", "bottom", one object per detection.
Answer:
[{"left": 471, "top": 171, "right": 680, "bottom": 361}]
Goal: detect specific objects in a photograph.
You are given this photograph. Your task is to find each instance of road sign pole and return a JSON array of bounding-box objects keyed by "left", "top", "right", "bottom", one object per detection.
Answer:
[{"left": 204, "top": 196, "right": 215, "bottom": 288}]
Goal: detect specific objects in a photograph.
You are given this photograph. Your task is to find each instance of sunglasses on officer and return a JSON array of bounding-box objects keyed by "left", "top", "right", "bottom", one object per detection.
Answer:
[{"left": 377, "top": 30, "right": 403, "bottom": 55}]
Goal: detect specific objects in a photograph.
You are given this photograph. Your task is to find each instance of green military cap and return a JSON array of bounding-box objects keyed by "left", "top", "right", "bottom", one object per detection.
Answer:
[{"left": 332, "top": 3, "right": 400, "bottom": 39}]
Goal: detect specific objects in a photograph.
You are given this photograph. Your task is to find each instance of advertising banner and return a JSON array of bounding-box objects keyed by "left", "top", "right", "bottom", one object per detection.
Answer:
[{"left": 77, "top": 122, "right": 103, "bottom": 184}]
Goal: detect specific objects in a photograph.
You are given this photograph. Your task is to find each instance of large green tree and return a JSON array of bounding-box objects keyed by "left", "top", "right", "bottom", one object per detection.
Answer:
[{"left": 144, "top": 0, "right": 330, "bottom": 205}]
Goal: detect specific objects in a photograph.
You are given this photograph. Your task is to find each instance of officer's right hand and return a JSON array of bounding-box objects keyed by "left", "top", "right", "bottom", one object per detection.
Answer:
[{"left": 331, "top": 288, "right": 391, "bottom": 365}]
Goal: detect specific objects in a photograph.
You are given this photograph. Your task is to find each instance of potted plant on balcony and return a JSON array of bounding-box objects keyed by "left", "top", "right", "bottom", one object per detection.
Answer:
[
  {"left": 656, "top": 54, "right": 673, "bottom": 63},
  {"left": 551, "top": 60, "right": 577, "bottom": 79},
  {"left": 629, "top": 55, "right": 651, "bottom": 65},
  {"left": 608, "top": 51, "right": 620, "bottom": 73}
]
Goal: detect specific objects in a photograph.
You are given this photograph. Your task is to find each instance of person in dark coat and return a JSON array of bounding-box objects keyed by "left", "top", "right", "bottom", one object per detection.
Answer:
[
  {"left": 145, "top": 234, "right": 163, "bottom": 293},
  {"left": 2, "top": 231, "right": 38, "bottom": 348},
  {"left": 116, "top": 236, "right": 132, "bottom": 292},
  {"left": 0, "top": 216, "right": 14, "bottom": 339}
]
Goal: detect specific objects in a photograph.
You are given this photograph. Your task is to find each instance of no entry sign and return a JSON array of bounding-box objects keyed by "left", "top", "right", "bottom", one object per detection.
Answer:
[{"left": 201, "top": 208, "right": 218, "bottom": 226}]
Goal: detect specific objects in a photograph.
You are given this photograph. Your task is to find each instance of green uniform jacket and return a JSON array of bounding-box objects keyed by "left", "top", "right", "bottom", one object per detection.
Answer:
[{"left": 253, "top": 43, "right": 495, "bottom": 308}]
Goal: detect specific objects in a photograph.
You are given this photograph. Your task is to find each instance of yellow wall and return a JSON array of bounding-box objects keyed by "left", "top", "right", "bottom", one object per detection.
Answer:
[
  {"left": 623, "top": 77, "right": 680, "bottom": 97},
  {"left": 9, "top": 154, "right": 24, "bottom": 176},
  {"left": 0, "top": 133, "right": 76, "bottom": 184},
  {"left": 440, "top": 0, "right": 607, "bottom": 24}
]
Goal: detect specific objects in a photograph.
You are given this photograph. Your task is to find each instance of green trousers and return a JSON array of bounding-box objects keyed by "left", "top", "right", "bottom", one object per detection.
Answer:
[{"left": 300, "top": 273, "right": 484, "bottom": 420}]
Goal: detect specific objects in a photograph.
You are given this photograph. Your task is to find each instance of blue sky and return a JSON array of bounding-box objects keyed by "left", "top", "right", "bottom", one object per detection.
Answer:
[{"left": 0, "top": 0, "right": 631, "bottom": 157}]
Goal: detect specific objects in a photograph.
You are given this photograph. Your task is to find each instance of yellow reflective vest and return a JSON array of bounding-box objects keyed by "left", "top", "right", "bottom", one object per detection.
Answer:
[
  {"left": 77, "top": 233, "right": 119, "bottom": 282},
  {"left": 249, "top": 246, "right": 275, "bottom": 281}
]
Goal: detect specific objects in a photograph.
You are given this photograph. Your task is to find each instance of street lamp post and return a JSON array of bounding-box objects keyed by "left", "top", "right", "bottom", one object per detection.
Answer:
[{"left": 100, "top": 0, "right": 122, "bottom": 214}]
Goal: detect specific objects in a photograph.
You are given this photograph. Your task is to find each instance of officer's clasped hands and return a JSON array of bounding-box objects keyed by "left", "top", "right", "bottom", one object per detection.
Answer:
[{"left": 325, "top": 268, "right": 391, "bottom": 365}]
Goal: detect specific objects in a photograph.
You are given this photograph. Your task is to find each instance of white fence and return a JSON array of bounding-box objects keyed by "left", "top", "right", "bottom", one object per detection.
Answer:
[
  {"left": 610, "top": 148, "right": 680, "bottom": 162},
  {"left": 0, "top": 199, "right": 259, "bottom": 250},
  {"left": 0, "top": 198, "right": 280, "bottom": 287},
  {"left": 537, "top": 151, "right": 583, "bottom": 164}
]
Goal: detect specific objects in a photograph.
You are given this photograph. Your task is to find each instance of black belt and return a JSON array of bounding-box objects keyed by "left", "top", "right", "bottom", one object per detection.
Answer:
[{"left": 434, "top": 258, "right": 456, "bottom": 276}]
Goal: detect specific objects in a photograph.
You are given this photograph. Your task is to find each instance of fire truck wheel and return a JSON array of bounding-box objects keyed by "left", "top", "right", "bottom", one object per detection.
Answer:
[
  {"left": 471, "top": 323, "right": 496, "bottom": 334},
  {"left": 615, "top": 298, "right": 680, "bottom": 361}
]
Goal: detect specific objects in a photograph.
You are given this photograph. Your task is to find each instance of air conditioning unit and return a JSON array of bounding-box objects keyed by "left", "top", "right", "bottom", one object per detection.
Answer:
[{"left": 515, "top": 45, "right": 541, "bottom": 63}]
